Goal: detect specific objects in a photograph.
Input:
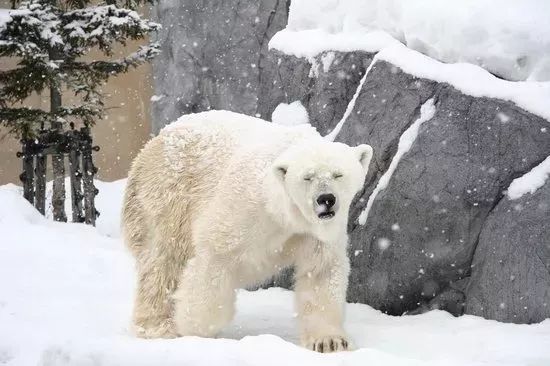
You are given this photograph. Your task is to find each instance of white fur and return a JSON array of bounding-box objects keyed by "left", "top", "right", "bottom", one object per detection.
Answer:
[{"left": 121, "top": 110, "right": 372, "bottom": 353}]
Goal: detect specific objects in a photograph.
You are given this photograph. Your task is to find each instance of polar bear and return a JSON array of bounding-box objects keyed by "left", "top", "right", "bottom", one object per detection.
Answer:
[{"left": 122, "top": 110, "right": 372, "bottom": 353}]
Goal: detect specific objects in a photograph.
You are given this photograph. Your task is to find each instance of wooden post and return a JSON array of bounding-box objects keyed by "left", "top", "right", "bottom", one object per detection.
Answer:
[
  {"left": 81, "top": 128, "right": 98, "bottom": 226},
  {"left": 20, "top": 140, "right": 34, "bottom": 205},
  {"left": 49, "top": 45, "right": 67, "bottom": 222},
  {"left": 68, "top": 131, "right": 84, "bottom": 223},
  {"left": 51, "top": 148, "right": 67, "bottom": 222},
  {"left": 34, "top": 152, "right": 47, "bottom": 215}
]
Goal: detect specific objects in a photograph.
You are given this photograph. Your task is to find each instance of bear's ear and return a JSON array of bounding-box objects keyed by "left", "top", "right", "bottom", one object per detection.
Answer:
[
  {"left": 273, "top": 162, "right": 288, "bottom": 182},
  {"left": 355, "top": 144, "right": 373, "bottom": 172}
]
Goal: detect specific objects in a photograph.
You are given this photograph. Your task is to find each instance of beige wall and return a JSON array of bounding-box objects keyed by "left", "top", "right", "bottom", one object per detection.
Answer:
[{"left": 0, "top": 3, "right": 152, "bottom": 185}]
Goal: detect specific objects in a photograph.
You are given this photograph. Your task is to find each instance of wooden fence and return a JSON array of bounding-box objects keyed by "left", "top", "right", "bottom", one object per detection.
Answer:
[{"left": 18, "top": 126, "right": 99, "bottom": 225}]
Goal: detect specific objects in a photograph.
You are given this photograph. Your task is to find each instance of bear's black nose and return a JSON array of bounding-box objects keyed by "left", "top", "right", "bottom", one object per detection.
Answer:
[{"left": 316, "top": 193, "right": 336, "bottom": 208}]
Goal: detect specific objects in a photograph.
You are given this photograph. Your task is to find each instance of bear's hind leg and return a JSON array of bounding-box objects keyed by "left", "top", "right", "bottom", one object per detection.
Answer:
[
  {"left": 132, "top": 229, "right": 191, "bottom": 339},
  {"left": 173, "top": 256, "right": 236, "bottom": 337}
]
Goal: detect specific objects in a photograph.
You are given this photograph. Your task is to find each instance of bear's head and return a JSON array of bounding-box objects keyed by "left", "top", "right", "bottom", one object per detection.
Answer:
[{"left": 272, "top": 140, "right": 373, "bottom": 231}]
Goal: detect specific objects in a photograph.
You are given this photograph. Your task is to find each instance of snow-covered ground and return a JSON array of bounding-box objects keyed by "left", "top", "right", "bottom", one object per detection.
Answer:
[
  {"left": 1, "top": 181, "right": 550, "bottom": 366},
  {"left": 275, "top": 0, "right": 550, "bottom": 82}
]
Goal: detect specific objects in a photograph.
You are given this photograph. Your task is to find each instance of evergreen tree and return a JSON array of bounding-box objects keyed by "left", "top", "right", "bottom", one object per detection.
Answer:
[{"left": 0, "top": 0, "right": 159, "bottom": 222}]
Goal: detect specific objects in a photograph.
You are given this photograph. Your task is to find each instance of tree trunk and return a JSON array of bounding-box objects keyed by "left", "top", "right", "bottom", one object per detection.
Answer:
[
  {"left": 34, "top": 153, "right": 47, "bottom": 215},
  {"left": 49, "top": 47, "right": 67, "bottom": 222},
  {"left": 68, "top": 137, "right": 84, "bottom": 223}
]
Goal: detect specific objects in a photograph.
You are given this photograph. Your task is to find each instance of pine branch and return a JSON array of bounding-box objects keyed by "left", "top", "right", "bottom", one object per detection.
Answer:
[
  {"left": 0, "top": 107, "right": 50, "bottom": 137},
  {"left": 10, "top": 1, "right": 157, "bottom": 10},
  {"left": 0, "top": 1, "right": 61, "bottom": 58},
  {"left": 63, "top": 43, "right": 160, "bottom": 76},
  {"left": 0, "top": 103, "right": 103, "bottom": 138},
  {"left": 0, "top": 39, "right": 47, "bottom": 58},
  {"left": 0, "top": 58, "right": 59, "bottom": 104},
  {"left": 62, "top": 5, "right": 160, "bottom": 57}
]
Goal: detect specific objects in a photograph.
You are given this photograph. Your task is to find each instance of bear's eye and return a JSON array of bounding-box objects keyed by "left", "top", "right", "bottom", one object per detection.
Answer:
[
  {"left": 333, "top": 172, "right": 343, "bottom": 179},
  {"left": 304, "top": 175, "right": 313, "bottom": 181}
]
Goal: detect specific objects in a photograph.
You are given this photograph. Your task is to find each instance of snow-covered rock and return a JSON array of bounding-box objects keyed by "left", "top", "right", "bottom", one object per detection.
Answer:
[
  {"left": 276, "top": 0, "right": 550, "bottom": 82},
  {"left": 1, "top": 181, "right": 550, "bottom": 365}
]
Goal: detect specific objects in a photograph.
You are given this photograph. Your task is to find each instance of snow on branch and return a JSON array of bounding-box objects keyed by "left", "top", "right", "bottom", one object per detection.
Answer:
[
  {"left": 0, "top": 1, "right": 62, "bottom": 58},
  {"left": 63, "top": 4, "right": 160, "bottom": 55}
]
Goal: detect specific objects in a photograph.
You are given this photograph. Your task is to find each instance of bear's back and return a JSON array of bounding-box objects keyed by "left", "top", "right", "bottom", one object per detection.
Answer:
[{"left": 160, "top": 110, "right": 322, "bottom": 165}]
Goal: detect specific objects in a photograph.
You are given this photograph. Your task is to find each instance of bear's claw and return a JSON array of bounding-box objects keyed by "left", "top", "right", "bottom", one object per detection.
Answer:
[{"left": 306, "top": 335, "right": 350, "bottom": 353}]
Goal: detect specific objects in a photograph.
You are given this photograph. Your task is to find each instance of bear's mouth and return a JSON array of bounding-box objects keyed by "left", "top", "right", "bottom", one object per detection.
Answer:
[{"left": 318, "top": 211, "right": 335, "bottom": 220}]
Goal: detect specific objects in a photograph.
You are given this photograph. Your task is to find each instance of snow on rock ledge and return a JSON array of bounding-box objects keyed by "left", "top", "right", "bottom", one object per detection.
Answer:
[
  {"left": 277, "top": 0, "right": 550, "bottom": 82},
  {"left": 375, "top": 44, "right": 550, "bottom": 122},
  {"left": 507, "top": 155, "right": 550, "bottom": 200},
  {"left": 269, "top": 28, "right": 399, "bottom": 60}
]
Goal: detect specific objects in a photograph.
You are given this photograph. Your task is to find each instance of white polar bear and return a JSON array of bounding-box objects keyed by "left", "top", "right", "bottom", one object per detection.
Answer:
[{"left": 121, "top": 110, "right": 372, "bottom": 353}]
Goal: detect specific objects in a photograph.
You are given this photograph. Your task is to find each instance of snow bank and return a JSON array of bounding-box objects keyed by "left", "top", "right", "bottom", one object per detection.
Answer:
[
  {"left": 358, "top": 99, "right": 436, "bottom": 225},
  {"left": 507, "top": 155, "right": 550, "bottom": 200},
  {"left": 1, "top": 181, "right": 550, "bottom": 365},
  {"left": 271, "top": 101, "right": 309, "bottom": 126},
  {"left": 278, "top": 0, "right": 550, "bottom": 82}
]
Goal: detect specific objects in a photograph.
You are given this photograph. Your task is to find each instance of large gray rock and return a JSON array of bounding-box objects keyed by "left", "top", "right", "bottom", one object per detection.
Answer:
[
  {"left": 334, "top": 60, "right": 550, "bottom": 316},
  {"left": 465, "top": 181, "right": 550, "bottom": 323},
  {"left": 259, "top": 57, "right": 550, "bottom": 322},
  {"left": 151, "top": 0, "right": 288, "bottom": 133}
]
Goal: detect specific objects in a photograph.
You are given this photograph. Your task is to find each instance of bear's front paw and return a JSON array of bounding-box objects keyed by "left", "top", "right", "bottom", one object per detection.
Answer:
[
  {"left": 134, "top": 319, "right": 177, "bottom": 339},
  {"left": 304, "top": 335, "right": 350, "bottom": 353}
]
